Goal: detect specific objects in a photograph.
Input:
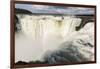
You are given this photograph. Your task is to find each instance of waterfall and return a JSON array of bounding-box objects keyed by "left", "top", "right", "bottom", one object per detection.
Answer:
[
  {"left": 17, "top": 15, "right": 82, "bottom": 39},
  {"left": 15, "top": 14, "right": 83, "bottom": 62}
]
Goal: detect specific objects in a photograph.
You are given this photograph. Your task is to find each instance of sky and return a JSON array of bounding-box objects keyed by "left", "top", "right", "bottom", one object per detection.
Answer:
[{"left": 15, "top": 3, "right": 95, "bottom": 15}]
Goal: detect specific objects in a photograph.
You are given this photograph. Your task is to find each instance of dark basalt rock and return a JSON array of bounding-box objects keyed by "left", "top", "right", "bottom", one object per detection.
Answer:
[
  {"left": 75, "top": 15, "right": 94, "bottom": 31},
  {"left": 15, "top": 15, "right": 22, "bottom": 32},
  {"left": 15, "top": 61, "right": 28, "bottom": 65},
  {"left": 15, "top": 60, "right": 46, "bottom": 65}
]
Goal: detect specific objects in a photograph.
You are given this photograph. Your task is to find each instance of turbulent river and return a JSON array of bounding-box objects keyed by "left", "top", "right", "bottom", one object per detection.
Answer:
[{"left": 15, "top": 14, "right": 94, "bottom": 63}]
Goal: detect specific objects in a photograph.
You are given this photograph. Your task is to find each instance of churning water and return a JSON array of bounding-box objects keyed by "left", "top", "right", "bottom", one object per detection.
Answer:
[{"left": 15, "top": 14, "right": 94, "bottom": 63}]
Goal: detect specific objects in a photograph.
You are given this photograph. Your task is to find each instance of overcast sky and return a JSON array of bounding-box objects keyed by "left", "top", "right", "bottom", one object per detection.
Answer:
[{"left": 15, "top": 3, "right": 94, "bottom": 15}]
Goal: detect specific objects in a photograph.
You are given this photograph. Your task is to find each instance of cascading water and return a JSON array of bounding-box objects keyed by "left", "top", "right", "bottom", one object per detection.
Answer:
[{"left": 15, "top": 14, "right": 94, "bottom": 63}]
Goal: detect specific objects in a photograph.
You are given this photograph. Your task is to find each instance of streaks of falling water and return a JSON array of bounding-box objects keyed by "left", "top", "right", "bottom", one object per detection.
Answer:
[
  {"left": 18, "top": 15, "right": 81, "bottom": 39},
  {"left": 15, "top": 14, "right": 82, "bottom": 62}
]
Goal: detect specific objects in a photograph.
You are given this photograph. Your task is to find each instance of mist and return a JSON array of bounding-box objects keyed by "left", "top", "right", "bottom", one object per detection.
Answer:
[{"left": 15, "top": 14, "right": 94, "bottom": 63}]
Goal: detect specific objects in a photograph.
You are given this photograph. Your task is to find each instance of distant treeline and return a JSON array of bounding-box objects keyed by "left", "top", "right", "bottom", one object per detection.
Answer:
[
  {"left": 15, "top": 8, "right": 32, "bottom": 14},
  {"left": 15, "top": 8, "right": 94, "bottom": 16}
]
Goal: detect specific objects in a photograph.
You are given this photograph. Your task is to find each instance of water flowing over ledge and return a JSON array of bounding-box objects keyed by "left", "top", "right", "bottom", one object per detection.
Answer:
[{"left": 15, "top": 14, "right": 94, "bottom": 63}]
